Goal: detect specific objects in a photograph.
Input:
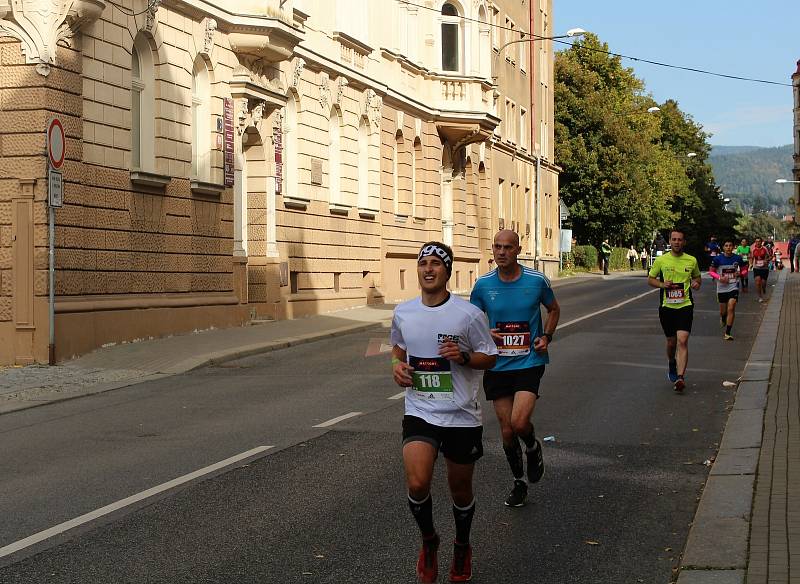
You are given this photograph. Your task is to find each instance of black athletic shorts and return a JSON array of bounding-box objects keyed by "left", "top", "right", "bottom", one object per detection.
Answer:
[
  {"left": 483, "top": 365, "right": 545, "bottom": 400},
  {"left": 402, "top": 415, "right": 483, "bottom": 464},
  {"left": 717, "top": 290, "right": 739, "bottom": 303},
  {"left": 658, "top": 305, "right": 694, "bottom": 337},
  {"left": 753, "top": 268, "right": 769, "bottom": 281}
]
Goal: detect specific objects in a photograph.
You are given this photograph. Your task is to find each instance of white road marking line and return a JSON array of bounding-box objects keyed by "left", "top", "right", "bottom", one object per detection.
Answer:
[
  {"left": 558, "top": 289, "right": 658, "bottom": 330},
  {"left": 0, "top": 445, "right": 274, "bottom": 559},
  {"left": 389, "top": 391, "right": 406, "bottom": 400},
  {"left": 606, "top": 361, "right": 722, "bottom": 373},
  {"left": 313, "top": 411, "right": 363, "bottom": 428}
]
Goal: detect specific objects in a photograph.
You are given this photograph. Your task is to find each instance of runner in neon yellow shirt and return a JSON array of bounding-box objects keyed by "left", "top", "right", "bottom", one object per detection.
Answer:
[{"left": 647, "top": 229, "right": 702, "bottom": 392}]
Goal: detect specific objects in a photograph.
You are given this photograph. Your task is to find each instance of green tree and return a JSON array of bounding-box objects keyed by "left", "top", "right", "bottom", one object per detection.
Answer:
[
  {"left": 736, "top": 212, "right": 789, "bottom": 241},
  {"left": 555, "top": 35, "right": 687, "bottom": 248}
]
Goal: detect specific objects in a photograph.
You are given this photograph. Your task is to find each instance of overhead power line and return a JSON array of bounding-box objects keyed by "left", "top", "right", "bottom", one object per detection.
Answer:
[{"left": 398, "top": 0, "right": 792, "bottom": 88}]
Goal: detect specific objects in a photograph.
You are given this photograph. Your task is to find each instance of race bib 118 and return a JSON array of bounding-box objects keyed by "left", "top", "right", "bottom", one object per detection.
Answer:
[{"left": 409, "top": 356, "right": 453, "bottom": 400}]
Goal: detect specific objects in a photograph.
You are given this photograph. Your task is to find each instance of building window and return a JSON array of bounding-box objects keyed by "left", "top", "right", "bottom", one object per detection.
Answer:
[
  {"left": 358, "top": 117, "right": 369, "bottom": 209},
  {"left": 519, "top": 31, "right": 527, "bottom": 73},
  {"left": 441, "top": 2, "right": 461, "bottom": 73},
  {"left": 131, "top": 34, "right": 154, "bottom": 171},
  {"left": 413, "top": 137, "right": 423, "bottom": 217},
  {"left": 191, "top": 57, "right": 211, "bottom": 181},
  {"left": 520, "top": 108, "right": 528, "bottom": 151},
  {"left": 285, "top": 95, "right": 299, "bottom": 197},
  {"left": 329, "top": 108, "right": 342, "bottom": 204}
]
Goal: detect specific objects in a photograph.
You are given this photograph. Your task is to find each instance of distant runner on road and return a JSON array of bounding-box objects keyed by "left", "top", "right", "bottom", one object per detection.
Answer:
[
  {"left": 709, "top": 239, "right": 746, "bottom": 340},
  {"left": 647, "top": 229, "right": 702, "bottom": 393},
  {"left": 391, "top": 241, "right": 497, "bottom": 583},
  {"left": 750, "top": 237, "right": 772, "bottom": 303},
  {"left": 470, "top": 230, "right": 560, "bottom": 508},
  {"left": 735, "top": 238, "right": 750, "bottom": 293}
]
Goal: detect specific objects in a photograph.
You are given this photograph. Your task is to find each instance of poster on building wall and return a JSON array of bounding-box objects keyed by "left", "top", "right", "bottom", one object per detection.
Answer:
[
  {"left": 274, "top": 122, "right": 283, "bottom": 195},
  {"left": 223, "top": 98, "right": 235, "bottom": 187}
]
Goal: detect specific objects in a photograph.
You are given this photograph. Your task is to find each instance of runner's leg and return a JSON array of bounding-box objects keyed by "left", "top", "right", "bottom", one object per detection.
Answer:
[{"left": 675, "top": 330, "right": 690, "bottom": 377}]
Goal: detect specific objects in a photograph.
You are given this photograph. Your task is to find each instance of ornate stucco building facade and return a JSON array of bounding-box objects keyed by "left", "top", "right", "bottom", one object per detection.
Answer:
[{"left": 0, "top": 0, "right": 559, "bottom": 365}]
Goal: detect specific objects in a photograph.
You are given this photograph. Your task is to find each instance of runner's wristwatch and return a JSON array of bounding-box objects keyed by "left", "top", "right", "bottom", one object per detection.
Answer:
[
  {"left": 460, "top": 351, "right": 471, "bottom": 365},
  {"left": 542, "top": 333, "right": 553, "bottom": 342}
]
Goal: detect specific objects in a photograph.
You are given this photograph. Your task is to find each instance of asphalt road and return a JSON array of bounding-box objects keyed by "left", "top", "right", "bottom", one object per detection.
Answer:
[{"left": 0, "top": 273, "right": 768, "bottom": 583}]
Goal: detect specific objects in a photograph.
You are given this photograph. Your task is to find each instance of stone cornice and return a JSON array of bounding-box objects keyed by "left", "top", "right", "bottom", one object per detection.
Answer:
[{"left": 0, "top": 0, "right": 105, "bottom": 76}]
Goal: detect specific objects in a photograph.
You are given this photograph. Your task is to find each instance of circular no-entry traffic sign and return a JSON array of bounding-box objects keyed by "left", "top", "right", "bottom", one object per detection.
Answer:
[{"left": 47, "top": 118, "right": 65, "bottom": 170}]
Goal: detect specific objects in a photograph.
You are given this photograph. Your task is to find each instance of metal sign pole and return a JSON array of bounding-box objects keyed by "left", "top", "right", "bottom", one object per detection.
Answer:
[{"left": 48, "top": 202, "right": 55, "bottom": 364}]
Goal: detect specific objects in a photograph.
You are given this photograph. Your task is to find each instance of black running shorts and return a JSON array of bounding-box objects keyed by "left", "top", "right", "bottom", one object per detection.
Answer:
[
  {"left": 753, "top": 268, "right": 769, "bottom": 281},
  {"left": 402, "top": 415, "right": 483, "bottom": 464},
  {"left": 717, "top": 290, "right": 739, "bottom": 304},
  {"left": 658, "top": 305, "right": 694, "bottom": 337},
  {"left": 483, "top": 365, "right": 545, "bottom": 400}
]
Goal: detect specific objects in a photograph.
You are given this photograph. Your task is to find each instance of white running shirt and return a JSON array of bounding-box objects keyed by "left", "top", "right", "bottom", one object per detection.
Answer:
[{"left": 390, "top": 295, "right": 497, "bottom": 427}]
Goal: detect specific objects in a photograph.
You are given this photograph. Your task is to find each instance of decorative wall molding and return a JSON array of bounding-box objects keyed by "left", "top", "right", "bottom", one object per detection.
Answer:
[
  {"left": 362, "top": 88, "right": 382, "bottom": 129},
  {"left": 200, "top": 17, "right": 216, "bottom": 57},
  {"left": 318, "top": 72, "right": 330, "bottom": 111},
  {"left": 335, "top": 76, "right": 348, "bottom": 106},
  {"left": 290, "top": 57, "right": 305, "bottom": 89},
  {"left": 144, "top": 0, "right": 161, "bottom": 32},
  {"left": 0, "top": 0, "right": 105, "bottom": 76}
]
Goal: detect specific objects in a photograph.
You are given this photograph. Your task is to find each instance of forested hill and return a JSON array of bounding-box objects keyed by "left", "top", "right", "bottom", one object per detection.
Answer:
[{"left": 708, "top": 144, "right": 794, "bottom": 213}]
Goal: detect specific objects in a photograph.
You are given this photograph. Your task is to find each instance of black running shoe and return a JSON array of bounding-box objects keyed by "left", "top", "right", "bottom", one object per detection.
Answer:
[
  {"left": 526, "top": 438, "right": 545, "bottom": 483},
  {"left": 504, "top": 480, "right": 527, "bottom": 507}
]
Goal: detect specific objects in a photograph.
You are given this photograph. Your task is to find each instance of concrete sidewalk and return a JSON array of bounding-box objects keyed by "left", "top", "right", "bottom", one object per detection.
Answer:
[
  {"left": 677, "top": 269, "right": 797, "bottom": 584},
  {"left": 0, "top": 304, "right": 395, "bottom": 414}
]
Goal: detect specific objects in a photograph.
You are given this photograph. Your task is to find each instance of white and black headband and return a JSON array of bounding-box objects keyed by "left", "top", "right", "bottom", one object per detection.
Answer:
[{"left": 418, "top": 244, "right": 453, "bottom": 274}]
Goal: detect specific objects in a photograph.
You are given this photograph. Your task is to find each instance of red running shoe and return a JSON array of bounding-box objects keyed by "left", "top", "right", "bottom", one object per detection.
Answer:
[
  {"left": 449, "top": 541, "right": 472, "bottom": 582},
  {"left": 417, "top": 533, "right": 440, "bottom": 583}
]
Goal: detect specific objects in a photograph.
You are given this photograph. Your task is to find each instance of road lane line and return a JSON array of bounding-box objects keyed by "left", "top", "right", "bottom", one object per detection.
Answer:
[
  {"left": 313, "top": 411, "right": 363, "bottom": 428},
  {"left": 0, "top": 445, "right": 273, "bottom": 559},
  {"left": 558, "top": 289, "right": 658, "bottom": 330},
  {"left": 388, "top": 391, "right": 406, "bottom": 400}
]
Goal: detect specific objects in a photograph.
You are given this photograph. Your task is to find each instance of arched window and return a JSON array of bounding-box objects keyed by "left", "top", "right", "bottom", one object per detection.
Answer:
[
  {"left": 413, "top": 137, "right": 423, "bottom": 218},
  {"left": 358, "top": 117, "right": 369, "bottom": 209},
  {"left": 285, "top": 95, "right": 299, "bottom": 198},
  {"left": 441, "top": 2, "right": 461, "bottom": 73},
  {"left": 329, "top": 108, "right": 341, "bottom": 204},
  {"left": 131, "top": 35, "right": 155, "bottom": 171},
  {"left": 191, "top": 57, "right": 211, "bottom": 181}
]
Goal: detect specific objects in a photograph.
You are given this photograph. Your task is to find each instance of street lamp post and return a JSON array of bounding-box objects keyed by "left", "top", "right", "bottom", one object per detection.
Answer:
[{"left": 492, "top": 27, "right": 586, "bottom": 270}]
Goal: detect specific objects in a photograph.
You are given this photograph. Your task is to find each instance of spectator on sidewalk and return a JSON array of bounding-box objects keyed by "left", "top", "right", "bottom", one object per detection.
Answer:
[
  {"left": 640, "top": 247, "right": 649, "bottom": 270},
  {"left": 601, "top": 239, "right": 612, "bottom": 275},
  {"left": 788, "top": 233, "right": 800, "bottom": 273},
  {"left": 626, "top": 245, "right": 638, "bottom": 270}
]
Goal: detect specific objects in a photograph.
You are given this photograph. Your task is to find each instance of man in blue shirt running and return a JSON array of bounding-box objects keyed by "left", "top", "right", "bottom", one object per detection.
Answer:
[
  {"left": 709, "top": 239, "right": 746, "bottom": 341},
  {"left": 470, "top": 230, "right": 560, "bottom": 507}
]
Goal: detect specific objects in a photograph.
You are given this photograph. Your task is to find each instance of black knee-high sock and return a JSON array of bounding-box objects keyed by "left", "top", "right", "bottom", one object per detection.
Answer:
[
  {"left": 503, "top": 439, "right": 524, "bottom": 479},
  {"left": 518, "top": 424, "right": 537, "bottom": 450},
  {"left": 408, "top": 493, "right": 435, "bottom": 537},
  {"left": 453, "top": 499, "right": 476, "bottom": 544}
]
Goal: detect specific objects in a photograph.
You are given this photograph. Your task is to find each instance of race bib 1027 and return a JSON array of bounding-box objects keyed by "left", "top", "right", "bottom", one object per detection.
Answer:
[{"left": 496, "top": 321, "right": 531, "bottom": 356}]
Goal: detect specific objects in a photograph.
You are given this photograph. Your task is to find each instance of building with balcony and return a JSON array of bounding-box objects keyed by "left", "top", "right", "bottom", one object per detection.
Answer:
[{"left": 0, "top": 0, "right": 557, "bottom": 365}]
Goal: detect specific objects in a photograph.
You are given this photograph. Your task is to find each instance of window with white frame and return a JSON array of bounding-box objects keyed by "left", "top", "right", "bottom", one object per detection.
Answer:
[
  {"left": 191, "top": 57, "right": 211, "bottom": 181},
  {"left": 505, "top": 18, "right": 515, "bottom": 65},
  {"left": 131, "top": 34, "right": 155, "bottom": 171},
  {"left": 491, "top": 5, "right": 499, "bottom": 51},
  {"left": 520, "top": 107, "right": 527, "bottom": 151},
  {"left": 441, "top": 2, "right": 461, "bottom": 73},
  {"left": 519, "top": 30, "right": 527, "bottom": 73},
  {"left": 413, "top": 137, "right": 423, "bottom": 217},
  {"left": 498, "top": 178, "right": 505, "bottom": 220}
]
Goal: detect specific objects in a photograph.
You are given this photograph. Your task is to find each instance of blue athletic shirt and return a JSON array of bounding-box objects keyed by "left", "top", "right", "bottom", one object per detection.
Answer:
[{"left": 470, "top": 267, "right": 555, "bottom": 371}]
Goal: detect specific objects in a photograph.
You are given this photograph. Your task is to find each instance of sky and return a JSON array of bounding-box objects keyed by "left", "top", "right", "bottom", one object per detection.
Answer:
[{"left": 554, "top": 1, "right": 798, "bottom": 147}]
